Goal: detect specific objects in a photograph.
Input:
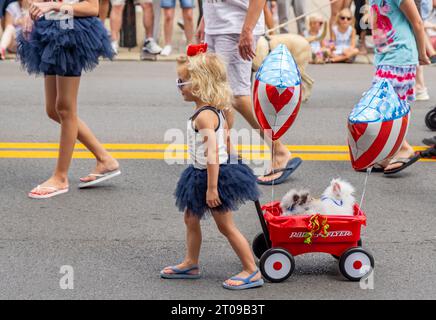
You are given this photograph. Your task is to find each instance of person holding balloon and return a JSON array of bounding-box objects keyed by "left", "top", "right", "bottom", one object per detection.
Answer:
[
  {"left": 160, "top": 44, "right": 263, "bottom": 290},
  {"left": 196, "top": 0, "right": 303, "bottom": 186},
  {"left": 369, "top": 0, "right": 431, "bottom": 174}
]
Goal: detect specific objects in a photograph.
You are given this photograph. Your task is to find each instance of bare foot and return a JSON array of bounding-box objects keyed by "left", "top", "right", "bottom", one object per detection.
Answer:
[
  {"left": 257, "top": 148, "right": 292, "bottom": 183},
  {"left": 29, "top": 176, "right": 68, "bottom": 196},
  {"left": 80, "top": 158, "right": 120, "bottom": 183},
  {"left": 224, "top": 269, "right": 262, "bottom": 287},
  {"left": 161, "top": 261, "right": 199, "bottom": 275}
]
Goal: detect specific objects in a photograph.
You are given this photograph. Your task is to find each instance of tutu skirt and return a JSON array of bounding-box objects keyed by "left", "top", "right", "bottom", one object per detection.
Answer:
[
  {"left": 16, "top": 17, "right": 114, "bottom": 76},
  {"left": 175, "top": 161, "right": 261, "bottom": 219}
]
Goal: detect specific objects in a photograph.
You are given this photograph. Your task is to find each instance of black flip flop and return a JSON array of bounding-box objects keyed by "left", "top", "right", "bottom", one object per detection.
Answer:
[
  {"left": 419, "top": 147, "right": 436, "bottom": 159},
  {"left": 422, "top": 136, "right": 436, "bottom": 147},
  {"left": 383, "top": 153, "right": 421, "bottom": 175},
  {"left": 257, "top": 158, "right": 302, "bottom": 185}
]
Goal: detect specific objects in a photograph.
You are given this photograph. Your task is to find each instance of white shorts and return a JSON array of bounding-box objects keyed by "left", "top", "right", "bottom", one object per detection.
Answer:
[
  {"left": 110, "top": 0, "right": 152, "bottom": 6},
  {"left": 205, "top": 33, "right": 258, "bottom": 97}
]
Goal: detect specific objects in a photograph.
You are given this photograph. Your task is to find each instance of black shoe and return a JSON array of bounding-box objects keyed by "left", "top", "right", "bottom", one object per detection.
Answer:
[{"left": 423, "top": 136, "right": 436, "bottom": 146}]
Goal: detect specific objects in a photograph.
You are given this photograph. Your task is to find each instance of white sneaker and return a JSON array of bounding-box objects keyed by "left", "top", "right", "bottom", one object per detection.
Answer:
[
  {"left": 160, "top": 45, "right": 172, "bottom": 57},
  {"left": 416, "top": 88, "right": 430, "bottom": 101},
  {"left": 111, "top": 41, "right": 119, "bottom": 55},
  {"left": 143, "top": 38, "right": 162, "bottom": 55}
]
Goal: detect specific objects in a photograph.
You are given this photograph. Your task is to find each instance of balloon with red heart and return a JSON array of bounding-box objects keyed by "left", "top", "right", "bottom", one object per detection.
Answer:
[
  {"left": 253, "top": 44, "right": 302, "bottom": 141},
  {"left": 348, "top": 79, "right": 410, "bottom": 170}
]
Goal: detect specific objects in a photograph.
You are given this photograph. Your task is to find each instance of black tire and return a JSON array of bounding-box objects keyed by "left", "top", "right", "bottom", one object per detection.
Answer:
[
  {"left": 252, "top": 232, "right": 269, "bottom": 259},
  {"left": 425, "top": 107, "right": 436, "bottom": 131},
  {"left": 339, "top": 247, "right": 375, "bottom": 282},
  {"left": 259, "top": 248, "right": 295, "bottom": 283},
  {"left": 332, "top": 239, "right": 362, "bottom": 260}
]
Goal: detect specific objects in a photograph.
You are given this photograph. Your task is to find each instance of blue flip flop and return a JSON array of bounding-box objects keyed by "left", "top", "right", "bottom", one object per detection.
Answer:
[
  {"left": 257, "top": 157, "right": 302, "bottom": 185},
  {"left": 160, "top": 265, "right": 201, "bottom": 279},
  {"left": 222, "top": 269, "right": 264, "bottom": 290}
]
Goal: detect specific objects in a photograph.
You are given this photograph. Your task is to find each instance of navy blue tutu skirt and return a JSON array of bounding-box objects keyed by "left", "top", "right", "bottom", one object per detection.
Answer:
[
  {"left": 175, "top": 161, "right": 261, "bottom": 219},
  {"left": 16, "top": 17, "right": 114, "bottom": 77}
]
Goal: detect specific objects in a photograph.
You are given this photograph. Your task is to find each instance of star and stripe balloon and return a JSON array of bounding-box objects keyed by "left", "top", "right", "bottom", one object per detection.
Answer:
[
  {"left": 253, "top": 44, "right": 302, "bottom": 141},
  {"left": 347, "top": 79, "right": 410, "bottom": 170}
]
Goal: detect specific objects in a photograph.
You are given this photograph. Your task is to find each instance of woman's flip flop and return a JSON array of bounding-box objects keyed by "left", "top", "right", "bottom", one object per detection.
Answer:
[
  {"left": 222, "top": 269, "right": 264, "bottom": 290},
  {"left": 160, "top": 265, "right": 201, "bottom": 279},
  {"left": 78, "top": 169, "right": 121, "bottom": 189},
  {"left": 384, "top": 153, "right": 421, "bottom": 175},
  {"left": 28, "top": 185, "right": 69, "bottom": 199},
  {"left": 257, "top": 158, "right": 302, "bottom": 186}
]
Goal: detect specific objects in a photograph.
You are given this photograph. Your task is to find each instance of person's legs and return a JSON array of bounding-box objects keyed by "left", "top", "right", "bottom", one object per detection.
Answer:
[
  {"left": 181, "top": 7, "right": 194, "bottom": 45},
  {"left": 161, "top": 211, "right": 202, "bottom": 274},
  {"left": 43, "top": 77, "right": 119, "bottom": 184},
  {"left": 212, "top": 211, "right": 261, "bottom": 286},
  {"left": 99, "top": 0, "right": 111, "bottom": 24},
  {"left": 291, "top": 0, "right": 307, "bottom": 35},
  {"left": 30, "top": 76, "right": 80, "bottom": 194},
  {"left": 0, "top": 12, "right": 14, "bottom": 59},
  {"left": 141, "top": 2, "right": 154, "bottom": 39},
  {"left": 163, "top": 7, "right": 175, "bottom": 47},
  {"left": 109, "top": 1, "right": 125, "bottom": 52},
  {"left": 276, "top": 0, "right": 290, "bottom": 34}
]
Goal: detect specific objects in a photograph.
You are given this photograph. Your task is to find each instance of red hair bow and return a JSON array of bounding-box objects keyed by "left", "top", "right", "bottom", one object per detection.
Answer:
[{"left": 187, "top": 43, "right": 208, "bottom": 57}]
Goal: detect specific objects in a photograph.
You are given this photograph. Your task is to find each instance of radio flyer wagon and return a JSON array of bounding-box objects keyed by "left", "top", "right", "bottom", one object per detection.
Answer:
[{"left": 252, "top": 200, "right": 375, "bottom": 282}]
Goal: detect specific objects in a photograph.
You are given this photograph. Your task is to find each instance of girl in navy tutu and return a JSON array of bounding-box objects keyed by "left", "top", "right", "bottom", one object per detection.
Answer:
[
  {"left": 17, "top": 0, "right": 120, "bottom": 198},
  {"left": 160, "top": 44, "right": 263, "bottom": 290}
]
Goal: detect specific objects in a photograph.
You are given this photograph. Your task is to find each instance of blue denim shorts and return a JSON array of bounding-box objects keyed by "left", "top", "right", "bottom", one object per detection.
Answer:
[{"left": 160, "top": 0, "right": 194, "bottom": 9}]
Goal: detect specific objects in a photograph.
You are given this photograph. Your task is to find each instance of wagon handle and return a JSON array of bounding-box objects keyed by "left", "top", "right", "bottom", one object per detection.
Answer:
[{"left": 254, "top": 200, "right": 272, "bottom": 249}]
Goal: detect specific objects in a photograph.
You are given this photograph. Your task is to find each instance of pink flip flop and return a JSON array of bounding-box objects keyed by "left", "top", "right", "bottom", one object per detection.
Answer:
[{"left": 28, "top": 185, "right": 69, "bottom": 199}]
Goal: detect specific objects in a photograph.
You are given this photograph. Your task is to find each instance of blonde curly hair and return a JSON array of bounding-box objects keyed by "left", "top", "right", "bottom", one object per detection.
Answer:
[{"left": 177, "top": 53, "right": 233, "bottom": 110}]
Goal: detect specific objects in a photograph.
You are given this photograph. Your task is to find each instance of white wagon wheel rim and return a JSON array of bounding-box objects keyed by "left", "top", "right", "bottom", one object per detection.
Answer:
[
  {"left": 264, "top": 252, "right": 292, "bottom": 280},
  {"left": 344, "top": 252, "right": 372, "bottom": 279}
]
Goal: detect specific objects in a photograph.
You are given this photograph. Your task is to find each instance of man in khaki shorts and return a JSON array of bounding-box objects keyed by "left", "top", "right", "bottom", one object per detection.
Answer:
[
  {"left": 197, "top": 0, "right": 302, "bottom": 185},
  {"left": 110, "top": 0, "right": 162, "bottom": 55}
]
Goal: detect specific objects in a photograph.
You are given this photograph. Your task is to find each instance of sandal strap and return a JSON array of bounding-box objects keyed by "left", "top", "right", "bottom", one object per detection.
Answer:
[
  {"left": 229, "top": 269, "right": 259, "bottom": 284},
  {"left": 168, "top": 265, "right": 199, "bottom": 274}
]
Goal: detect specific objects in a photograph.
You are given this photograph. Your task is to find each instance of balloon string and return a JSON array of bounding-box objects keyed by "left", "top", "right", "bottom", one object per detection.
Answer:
[
  {"left": 271, "top": 142, "right": 275, "bottom": 203},
  {"left": 359, "top": 167, "right": 372, "bottom": 212}
]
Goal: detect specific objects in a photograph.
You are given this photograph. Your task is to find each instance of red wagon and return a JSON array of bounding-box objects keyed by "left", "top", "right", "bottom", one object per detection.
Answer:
[{"left": 252, "top": 201, "right": 374, "bottom": 282}]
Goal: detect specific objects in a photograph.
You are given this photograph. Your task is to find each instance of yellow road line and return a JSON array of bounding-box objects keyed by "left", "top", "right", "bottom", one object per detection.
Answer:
[
  {"left": 0, "top": 150, "right": 434, "bottom": 162},
  {"left": 0, "top": 142, "right": 429, "bottom": 152}
]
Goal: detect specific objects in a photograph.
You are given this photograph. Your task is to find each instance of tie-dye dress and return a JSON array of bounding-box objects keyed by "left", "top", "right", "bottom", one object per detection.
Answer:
[{"left": 370, "top": 0, "right": 418, "bottom": 102}]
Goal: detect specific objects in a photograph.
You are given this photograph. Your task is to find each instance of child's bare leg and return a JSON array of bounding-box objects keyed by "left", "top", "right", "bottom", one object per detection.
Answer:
[
  {"left": 162, "top": 211, "right": 202, "bottom": 275},
  {"left": 42, "top": 76, "right": 119, "bottom": 183},
  {"left": 212, "top": 211, "right": 260, "bottom": 286}
]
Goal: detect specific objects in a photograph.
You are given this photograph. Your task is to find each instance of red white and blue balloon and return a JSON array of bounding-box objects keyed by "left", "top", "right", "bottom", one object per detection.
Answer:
[
  {"left": 253, "top": 44, "right": 302, "bottom": 141},
  {"left": 348, "top": 79, "right": 410, "bottom": 170}
]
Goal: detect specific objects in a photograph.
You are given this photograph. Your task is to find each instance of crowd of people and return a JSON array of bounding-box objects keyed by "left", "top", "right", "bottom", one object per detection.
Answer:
[{"left": 2, "top": 0, "right": 436, "bottom": 65}]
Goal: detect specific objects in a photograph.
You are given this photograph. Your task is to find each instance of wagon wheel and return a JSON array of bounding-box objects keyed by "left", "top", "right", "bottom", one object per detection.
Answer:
[
  {"left": 252, "top": 232, "right": 269, "bottom": 259},
  {"left": 259, "top": 248, "right": 295, "bottom": 283},
  {"left": 331, "top": 239, "right": 362, "bottom": 260},
  {"left": 425, "top": 107, "right": 436, "bottom": 131},
  {"left": 339, "top": 247, "right": 375, "bottom": 282}
]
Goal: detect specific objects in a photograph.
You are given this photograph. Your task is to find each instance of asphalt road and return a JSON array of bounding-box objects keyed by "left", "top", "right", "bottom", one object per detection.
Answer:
[{"left": 0, "top": 61, "right": 435, "bottom": 300}]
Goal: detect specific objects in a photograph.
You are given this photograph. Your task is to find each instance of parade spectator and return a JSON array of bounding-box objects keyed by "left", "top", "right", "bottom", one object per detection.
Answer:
[
  {"left": 160, "top": 0, "right": 195, "bottom": 56},
  {"left": 276, "top": 0, "right": 306, "bottom": 35},
  {"left": 197, "top": 0, "right": 302, "bottom": 185},
  {"left": 330, "top": 0, "right": 352, "bottom": 35},
  {"left": 110, "top": 0, "right": 162, "bottom": 55},
  {"left": 354, "top": 0, "right": 371, "bottom": 54},
  {"left": 329, "top": 8, "right": 359, "bottom": 63},
  {"left": 0, "top": 0, "right": 23, "bottom": 60},
  {"left": 304, "top": 13, "right": 330, "bottom": 64}
]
